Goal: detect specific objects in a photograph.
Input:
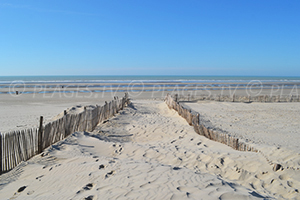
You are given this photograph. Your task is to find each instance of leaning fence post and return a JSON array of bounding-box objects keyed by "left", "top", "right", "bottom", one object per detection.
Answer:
[
  {"left": 0, "top": 133, "right": 2, "bottom": 174},
  {"left": 174, "top": 94, "right": 178, "bottom": 103},
  {"left": 38, "top": 116, "right": 43, "bottom": 154}
]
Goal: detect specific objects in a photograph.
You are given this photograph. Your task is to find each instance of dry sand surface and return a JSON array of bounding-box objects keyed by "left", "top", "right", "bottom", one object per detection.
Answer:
[
  {"left": 0, "top": 93, "right": 125, "bottom": 133},
  {"left": 1, "top": 100, "right": 300, "bottom": 199},
  {"left": 0, "top": 86, "right": 297, "bottom": 132},
  {"left": 184, "top": 101, "right": 300, "bottom": 171}
]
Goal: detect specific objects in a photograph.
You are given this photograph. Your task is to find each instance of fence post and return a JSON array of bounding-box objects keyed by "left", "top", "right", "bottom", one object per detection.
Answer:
[
  {"left": 174, "top": 94, "right": 178, "bottom": 103},
  {"left": 38, "top": 116, "right": 43, "bottom": 154},
  {"left": 0, "top": 133, "right": 2, "bottom": 174}
]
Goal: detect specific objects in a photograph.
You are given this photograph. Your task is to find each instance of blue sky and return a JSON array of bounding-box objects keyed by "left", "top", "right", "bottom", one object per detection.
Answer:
[{"left": 0, "top": 0, "right": 299, "bottom": 76}]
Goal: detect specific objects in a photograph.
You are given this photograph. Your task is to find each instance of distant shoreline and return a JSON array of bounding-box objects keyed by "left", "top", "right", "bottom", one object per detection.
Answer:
[{"left": 1, "top": 75, "right": 300, "bottom": 83}]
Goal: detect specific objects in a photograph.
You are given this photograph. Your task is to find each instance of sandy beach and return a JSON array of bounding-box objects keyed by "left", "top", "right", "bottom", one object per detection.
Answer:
[
  {"left": 1, "top": 82, "right": 299, "bottom": 133},
  {"left": 0, "top": 92, "right": 127, "bottom": 133},
  {"left": 183, "top": 101, "right": 300, "bottom": 170},
  {"left": 2, "top": 0, "right": 300, "bottom": 198},
  {"left": 0, "top": 98, "right": 299, "bottom": 199}
]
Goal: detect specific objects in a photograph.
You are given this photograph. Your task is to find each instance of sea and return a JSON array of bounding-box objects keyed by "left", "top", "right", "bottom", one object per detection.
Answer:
[
  {"left": 0, "top": 76, "right": 300, "bottom": 94},
  {"left": 1, "top": 75, "right": 300, "bottom": 83}
]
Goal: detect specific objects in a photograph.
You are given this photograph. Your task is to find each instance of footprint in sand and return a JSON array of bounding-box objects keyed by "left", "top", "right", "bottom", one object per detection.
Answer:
[
  {"left": 287, "top": 181, "right": 294, "bottom": 187},
  {"left": 17, "top": 186, "right": 27, "bottom": 193},
  {"left": 176, "top": 187, "right": 191, "bottom": 197},
  {"left": 83, "top": 183, "right": 94, "bottom": 190},
  {"left": 173, "top": 167, "right": 181, "bottom": 170},
  {"left": 12, "top": 186, "right": 28, "bottom": 198},
  {"left": 27, "top": 190, "right": 34, "bottom": 195},
  {"left": 113, "top": 144, "right": 123, "bottom": 154},
  {"left": 76, "top": 183, "right": 95, "bottom": 194},
  {"left": 84, "top": 195, "right": 96, "bottom": 200},
  {"left": 36, "top": 175, "right": 44, "bottom": 181},
  {"left": 279, "top": 174, "right": 289, "bottom": 180},
  {"left": 108, "top": 159, "right": 116, "bottom": 164},
  {"left": 105, "top": 170, "right": 115, "bottom": 179},
  {"left": 99, "top": 164, "right": 105, "bottom": 169},
  {"left": 115, "top": 147, "right": 123, "bottom": 154}
]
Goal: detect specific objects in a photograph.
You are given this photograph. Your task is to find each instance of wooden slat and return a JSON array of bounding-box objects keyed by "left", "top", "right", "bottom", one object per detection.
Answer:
[
  {"left": 0, "top": 133, "right": 2, "bottom": 173},
  {"left": 38, "top": 116, "right": 43, "bottom": 154}
]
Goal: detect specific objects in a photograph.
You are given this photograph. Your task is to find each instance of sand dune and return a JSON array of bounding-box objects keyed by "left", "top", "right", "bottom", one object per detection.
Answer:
[{"left": 0, "top": 100, "right": 299, "bottom": 199}]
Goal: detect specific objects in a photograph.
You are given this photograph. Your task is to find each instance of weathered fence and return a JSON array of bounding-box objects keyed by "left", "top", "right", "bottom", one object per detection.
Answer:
[
  {"left": 176, "top": 94, "right": 300, "bottom": 103},
  {"left": 166, "top": 94, "right": 298, "bottom": 172},
  {"left": 0, "top": 93, "right": 130, "bottom": 174},
  {"left": 165, "top": 94, "right": 258, "bottom": 153}
]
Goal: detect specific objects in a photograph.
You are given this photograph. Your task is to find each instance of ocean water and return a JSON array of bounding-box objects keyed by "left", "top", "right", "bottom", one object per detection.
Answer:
[
  {"left": 0, "top": 76, "right": 299, "bottom": 94},
  {"left": 0, "top": 75, "right": 300, "bottom": 83}
]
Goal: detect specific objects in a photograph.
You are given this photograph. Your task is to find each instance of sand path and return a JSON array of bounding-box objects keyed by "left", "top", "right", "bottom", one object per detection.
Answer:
[{"left": 0, "top": 100, "right": 299, "bottom": 199}]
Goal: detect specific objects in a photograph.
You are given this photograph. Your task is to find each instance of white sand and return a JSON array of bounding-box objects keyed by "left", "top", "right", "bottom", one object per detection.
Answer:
[
  {"left": 183, "top": 101, "right": 300, "bottom": 151},
  {"left": 0, "top": 93, "right": 122, "bottom": 133},
  {"left": 183, "top": 101, "right": 300, "bottom": 170},
  {"left": 1, "top": 100, "right": 299, "bottom": 199},
  {"left": 0, "top": 85, "right": 297, "bottom": 133}
]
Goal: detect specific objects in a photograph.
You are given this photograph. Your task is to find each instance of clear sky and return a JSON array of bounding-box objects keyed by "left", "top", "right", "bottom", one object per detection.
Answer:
[{"left": 0, "top": 0, "right": 299, "bottom": 76}]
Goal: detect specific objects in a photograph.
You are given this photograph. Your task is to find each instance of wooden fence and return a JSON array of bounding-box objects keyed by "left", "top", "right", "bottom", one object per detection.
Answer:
[
  {"left": 165, "top": 94, "right": 297, "bottom": 171},
  {"left": 0, "top": 93, "right": 130, "bottom": 174},
  {"left": 165, "top": 94, "right": 258, "bottom": 153}
]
